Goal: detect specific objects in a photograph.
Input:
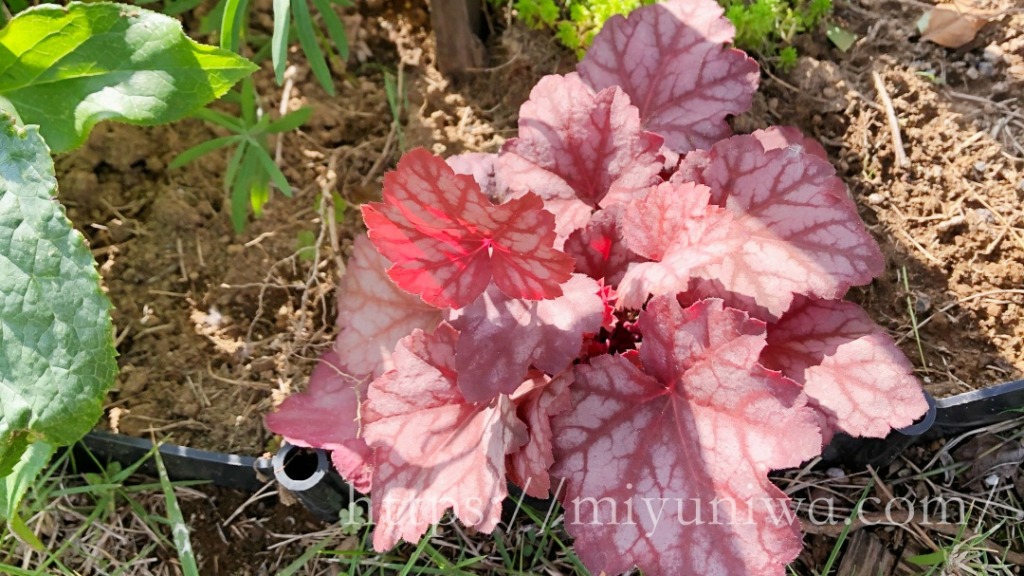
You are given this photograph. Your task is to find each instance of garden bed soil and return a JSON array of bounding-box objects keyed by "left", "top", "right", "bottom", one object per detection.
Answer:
[{"left": 59, "top": 0, "right": 1024, "bottom": 460}]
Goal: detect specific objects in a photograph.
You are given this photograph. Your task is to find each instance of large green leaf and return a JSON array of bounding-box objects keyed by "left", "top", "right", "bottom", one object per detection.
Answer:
[
  {"left": 0, "top": 114, "right": 117, "bottom": 476},
  {"left": 0, "top": 2, "right": 257, "bottom": 153}
]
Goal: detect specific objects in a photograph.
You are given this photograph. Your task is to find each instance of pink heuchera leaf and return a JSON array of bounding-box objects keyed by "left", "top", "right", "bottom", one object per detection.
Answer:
[
  {"left": 265, "top": 350, "right": 373, "bottom": 492},
  {"left": 760, "top": 296, "right": 928, "bottom": 441},
  {"left": 362, "top": 323, "right": 527, "bottom": 551},
  {"left": 577, "top": 0, "right": 759, "bottom": 153},
  {"left": 751, "top": 126, "right": 829, "bottom": 161},
  {"left": 678, "top": 134, "right": 884, "bottom": 317},
  {"left": 446, "top": 152, "right": 498, "bottom": 200},
  {"left": 363, "top": 148, "right": 574, "bottom": 309},
  {"left": 507, "top": 371, "right": 573, "bottom": 498},
  {"left": 617, "top": 181, "right": 747, "bottom": 309},
  {"left": 562, "top": 205, "right": 642, "bottom": 286},
  {"left": 552, "top": 297, "right": 821, "bottom": 576},
  {"left": 450, "top": 274, "right": 604, "bottom": 402},
  {"left": 335, "top": 234, "right": 443, "bottom": 379},
  {"left": 497, "top": 73, "right": 663, "bottom": 236}
]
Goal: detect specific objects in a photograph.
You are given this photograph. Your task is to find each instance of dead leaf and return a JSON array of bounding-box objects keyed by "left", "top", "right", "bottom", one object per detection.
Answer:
[{"left": 917, "top": 4, "right": 990, "bottom": 48}]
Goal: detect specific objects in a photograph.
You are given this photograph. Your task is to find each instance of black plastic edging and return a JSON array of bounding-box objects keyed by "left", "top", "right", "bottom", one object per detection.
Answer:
[
  {"left": 931, "top": 378, "right": 1024, "bottom": 435},
  {"left": 72, "top": 378, "right": 1024, "bottom": 523},
  {"left": 75, "top": 430, "right": 272, "bottom": 492}
]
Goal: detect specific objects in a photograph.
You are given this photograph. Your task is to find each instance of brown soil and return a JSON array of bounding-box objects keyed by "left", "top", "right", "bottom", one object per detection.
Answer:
[
  {"left": 735, "top": 0, "right": 1024, "bottom": 398},
  {"left": 60, "top": 0, "right": 1023, "bottom": 455}
]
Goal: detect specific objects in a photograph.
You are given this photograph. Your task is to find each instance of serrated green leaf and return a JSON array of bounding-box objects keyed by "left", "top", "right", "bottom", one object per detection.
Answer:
[
  {"left": 0, "top": 115, "right": 117, "bottom": 476},
  {"left": 1, "top": 440, "right": 54, "bottom": 529},
  {"left": 0, "top": 2, "right": 257, "bottom": 153}
]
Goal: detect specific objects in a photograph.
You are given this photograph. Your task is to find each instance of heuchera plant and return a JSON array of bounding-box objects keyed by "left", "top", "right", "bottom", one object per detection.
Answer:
[{"left": 266, "top": 0, "right": 928, "bottom": 573}]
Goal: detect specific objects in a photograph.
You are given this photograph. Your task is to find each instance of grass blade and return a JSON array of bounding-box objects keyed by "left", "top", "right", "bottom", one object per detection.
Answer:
[
  {"left": 250, "top": 142, "right": 293, "bottom": 196},
  {"left": 272, "top": 0, "right": 292, "bottom": 83},
  {"left": 168, "top": 135, "right": 240, "bottom": 169},
  {"left": 311, "top": 0, "right": 349, "bottom": 61},
  {"left": 194, "top": 107, "right": 245, "bottom": 132},
  {"left": 265, "top": 106, "right": 312, "bottom": 133},
  {"left": 291, "top": 0, "right": 336, "bottom": 95},
  {"left": 219, "top": 0, "right": 249, "bottom": 52},
  {"left": 153, "top": 447, "right": 200, "bottom": 576}
]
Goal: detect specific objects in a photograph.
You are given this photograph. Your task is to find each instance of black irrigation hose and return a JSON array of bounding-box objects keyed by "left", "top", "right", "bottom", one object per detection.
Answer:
[{"left": 73, "top": 378, "right": 1024, "bottom": 523}]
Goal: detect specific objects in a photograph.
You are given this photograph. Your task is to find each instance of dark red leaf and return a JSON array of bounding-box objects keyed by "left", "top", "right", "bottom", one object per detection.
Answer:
[
  {"left": 335, "top": 234, "right": 442, "bottom": 379},
  {"left": 677, "top": 134, "right": 884, "bottom": 317},
  {"left": 363, "top": 323, "right": 527, "bottom": 550},
  {"left": 578, "top": 0, "right": 759, "bottom": 153},
  {"left": 363, "top": 148, "right": 574, "bottom": 308},
  {"left": 617, "top": 182, "right": 746, "bottom": 309},
  {"left": 507, "top": 371, "right": 573, "bottom": 498},
  {"left": 562, "top": 205, "right": 643, "bottom": 285},
  {"left": 761, "top": 297, "right": 929, "bottom": 440},
  {"left": 497, "top": 73, "right": 663, "bottom": 236},
  {"left": 552, "top": 297, "right": 821, "bottom": 576},
  {"left": 450, "top": 274, "right": 604, "bottom": 402},
  {"left": 265, "top": 350, "right": 373, "bottom": 492}
]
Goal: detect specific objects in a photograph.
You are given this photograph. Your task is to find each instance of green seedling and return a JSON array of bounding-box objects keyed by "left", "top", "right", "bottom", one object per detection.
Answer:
[{"left": 170, "top": 77, "right": 311, "bottom": 232}]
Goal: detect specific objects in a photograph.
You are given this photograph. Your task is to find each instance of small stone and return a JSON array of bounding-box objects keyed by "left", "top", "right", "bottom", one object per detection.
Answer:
[
  {"left": 227, "top": 244, "right": 244, "bottom": 254},
  {"left": 973, "top": 208, "right": 996, "bottom": 224},
  {"left": 983, "top": 43, "right": 1005, "bottom": 63},
  {"left": 825, "top": 467, "right": 846, "bottom": 479},
  {"left": 866, "top": 192, "right": 886, "bottom": 205},
  {"left": 973, "top": 161, "right": 987, "bottom": 172},
  {"left": 914, "top": 293, "right": 932, "bottom": 314},
  {"left": 965, "top": 66, "right": 980, "bottom": 80}
]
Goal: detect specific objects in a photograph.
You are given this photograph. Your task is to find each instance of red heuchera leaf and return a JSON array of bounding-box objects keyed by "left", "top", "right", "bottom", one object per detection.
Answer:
[
  {"left": 497, "top": 73, "right": 663, "bottom": 236},
  {"left": 449, "top": 274, "right": 604, "bottom": 402},
  {"left": 507, "top": 371, "right": 573, "bottom": 498},
  {"left": 562, "top": 205, "right": 642, "bottom": 285},
  {"left": 617, "top": 182, "right": 746, "bottom": 309},
  {"left": 447, "top": 152, "right": 498, "bottom": 200},
  {"left": 760, "top": 296, "right": 928, "bottom": 441},
  {"left": 265, "top": 350, "right": 373, "bottom": 492},
  {"left": 552, "top": 297, "right": 821, "bottom": 576},
  {"left": 362, "top": 148, "right": 574, "bottom": 308},
  {"left": 335, "top": 234, "right": 443, "bottom": 379},
  {"left": 362, "top": 323, "right": 527, "bottom": 551},
  {"left": 678, "top": 134, "right": 884, "bottom": 317},
  {"left": 577, "top": 0, "right": 759, "bottom": 153}
]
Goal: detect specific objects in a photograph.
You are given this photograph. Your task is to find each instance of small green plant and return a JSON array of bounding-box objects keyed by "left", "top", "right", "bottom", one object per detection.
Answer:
[
  {"left": 216, "top": 0, "right": 351, "bottom": 95},
  {"left": 722, "top": 0, "right": 832, "bottom": 68},
  {"left": 169, "top": 77, "right": 312, "bottom": 232},
  {"left": 492, "top": 0, "right": 835, "bottom": 67}
]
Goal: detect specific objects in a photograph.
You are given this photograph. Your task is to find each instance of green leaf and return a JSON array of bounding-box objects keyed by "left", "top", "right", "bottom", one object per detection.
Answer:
[
  {"left": 291, "top": 0, "right": 336, "bottom": 95},
  {"left": 826, "top": 25, "right": 857, "bottom": 52},
  {"left": 0, "top": 441, "right": 54, "bottom": 521},
  {"left": 264, "top": 106, "right": 312, "bottom": 133},
  {"left": 0, "top": 2, "right": 257, "bottom": 153},
  {"left": 0, "top": 115, "right": 117, "bottom": 475},
  {"left": 168, "top": 135, "right": 241, "bottom": 170},
  {"left": 250, "top": 143, "right": 293, "bottom": 196},
  {"left": 219, "top": 0, "right": 249, "bottom": 52},
  {"left": 311, "top": 0, "right": 349, "bottom": 61},
  {"left": 272, "top": 0, "right": 292, "bottom": 84}
]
